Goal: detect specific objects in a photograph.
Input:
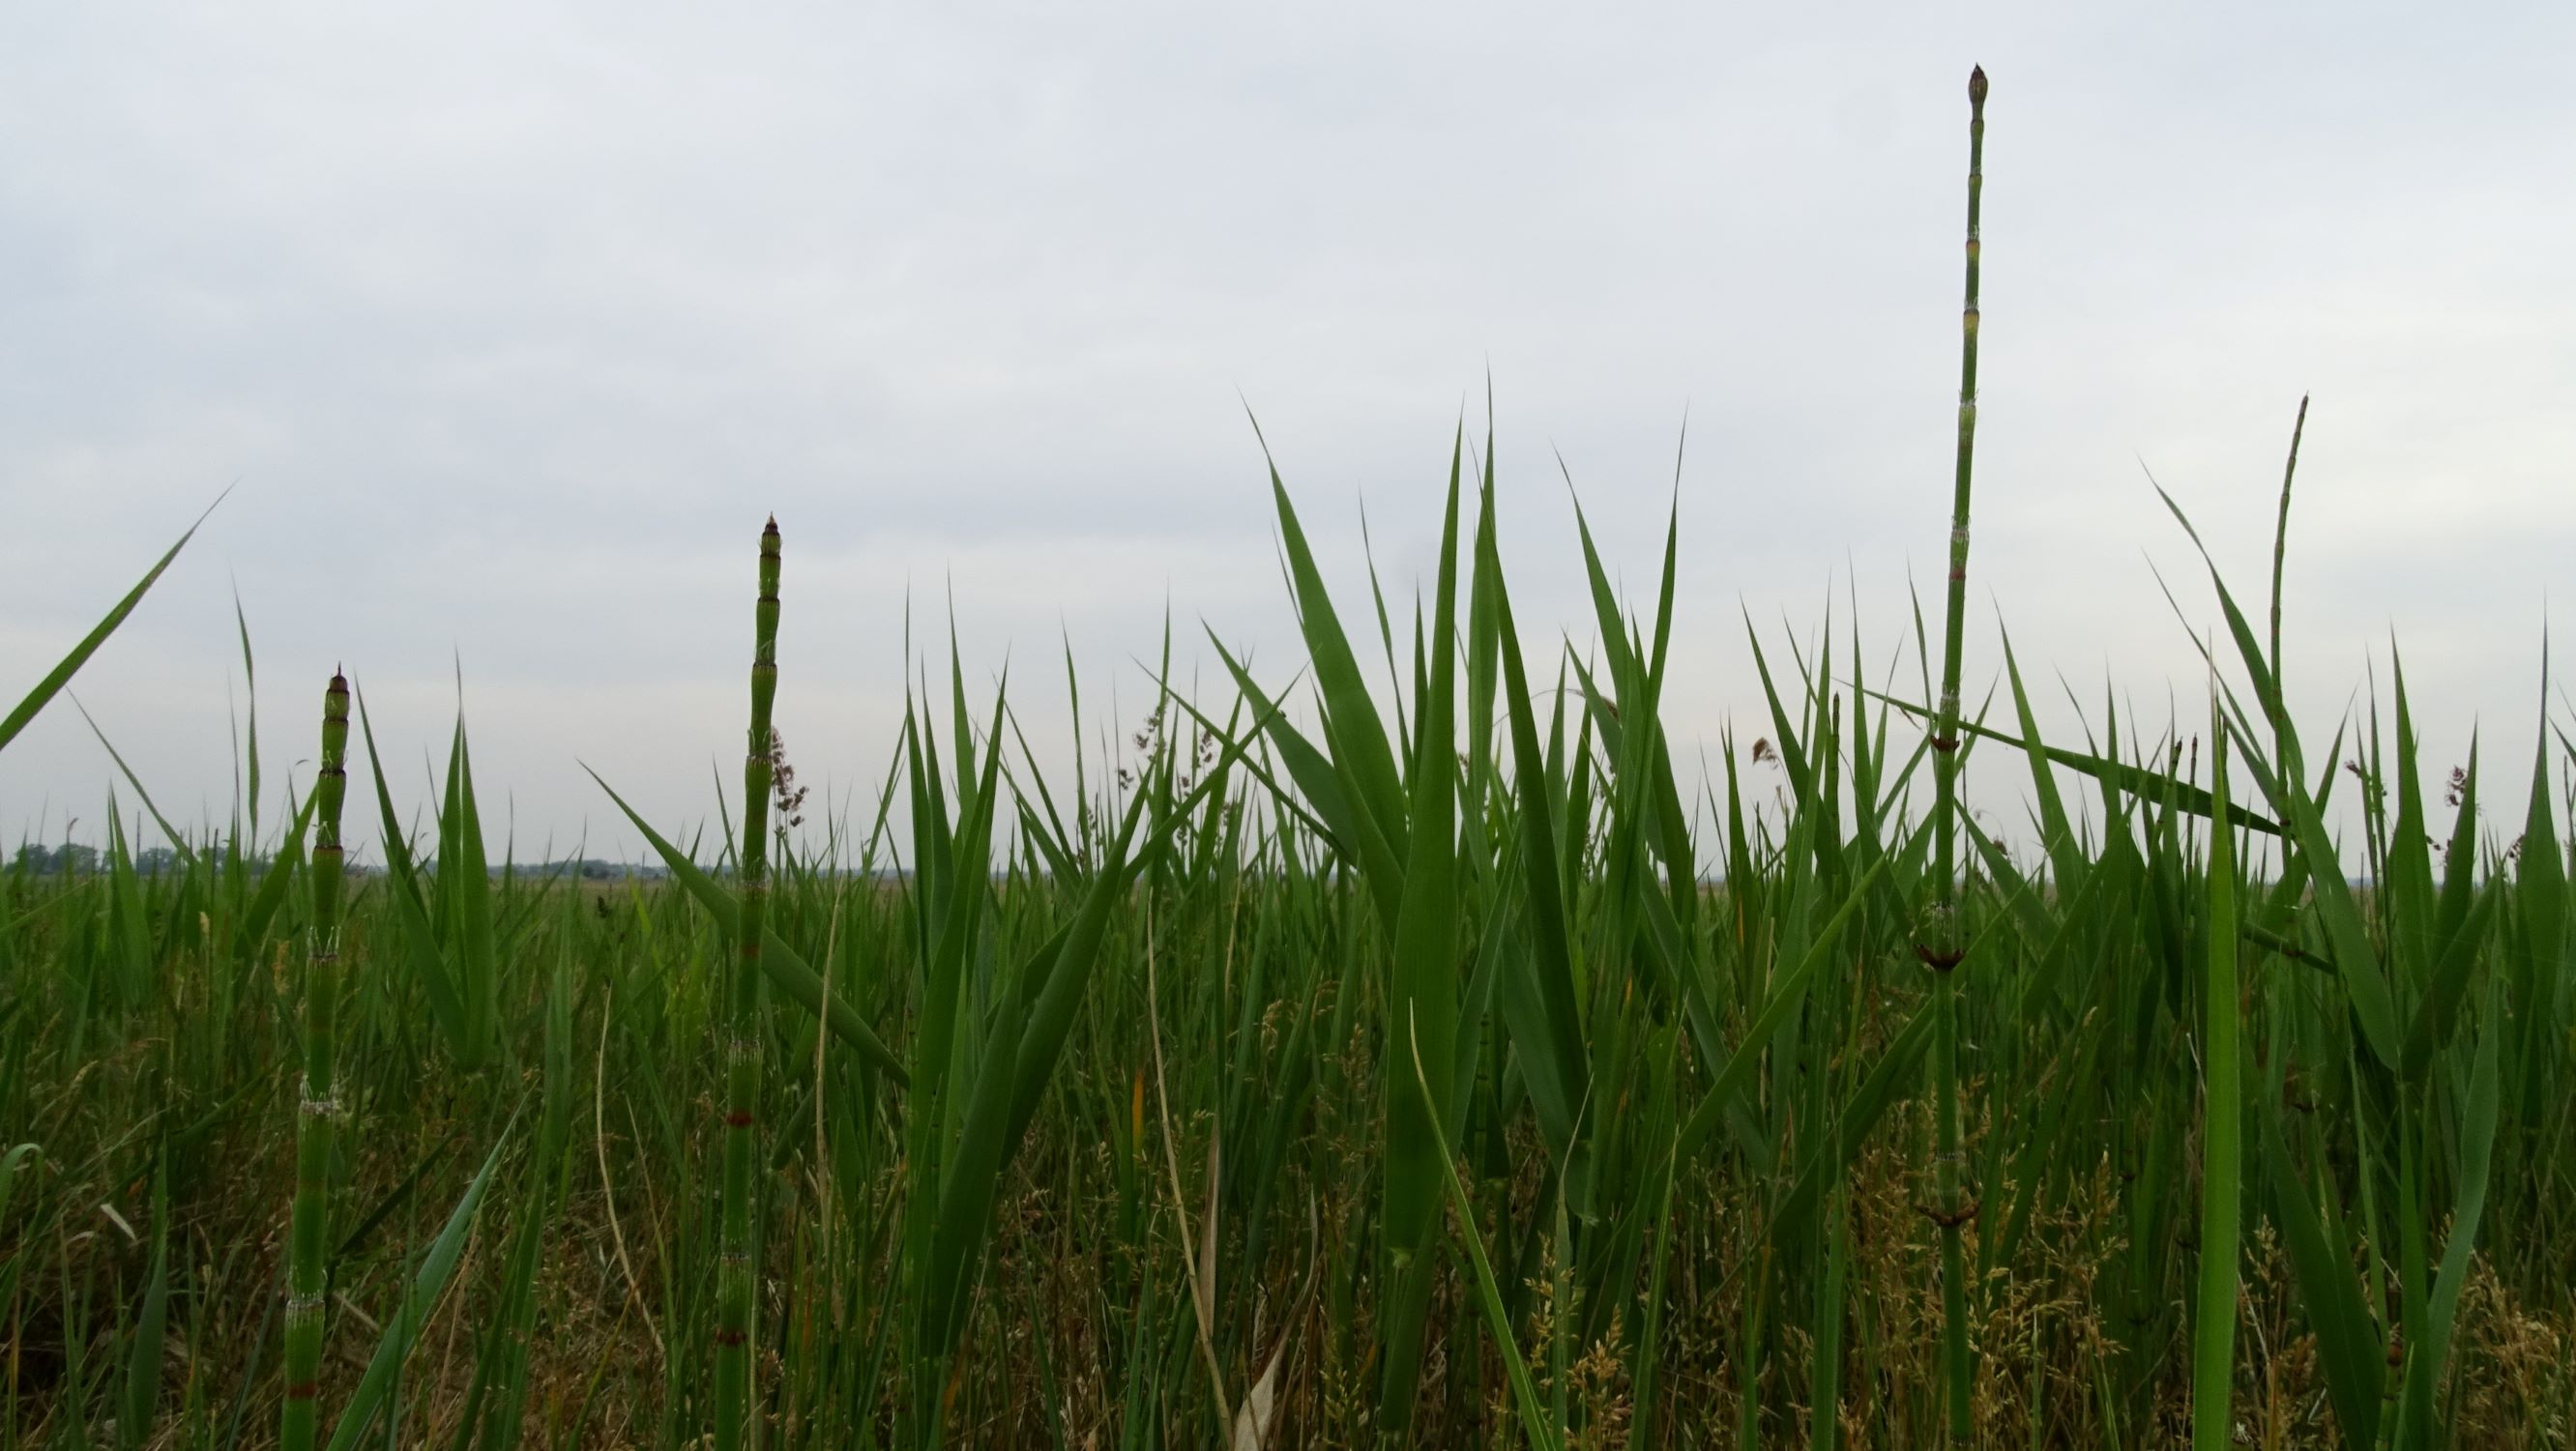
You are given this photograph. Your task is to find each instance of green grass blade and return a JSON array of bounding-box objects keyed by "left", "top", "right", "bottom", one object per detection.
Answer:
[
  {"left": 2396, "top": 1001, "right": 2503, "bottom": 1442},
  {"left": 117, "top": 1173, "right": 171, "bottom": 1451},
  {"left": 353, "top": 688, "right": 473, "bottom": 1062},
  {"left": 2156, "top": 483, "right": 2403, "bottom": 1064},
  {"left": 70, "top": 699, "right": 199, "bottom": 871},
  {"left": 1202, "top": 632, "right": 1399, "bottom": 915},
  {"left": 1863, "top": 684, "right": 2280, "bottom": 836},
  {"left": 2190, "top": 720, "right": 2243, "bottom": 1451},
  {"left": 1376, "top": 435, "right": 1465, "bottom": 1436},
  {"left": 1407, "top": 1012, "right": 1564, "bottom": 1451},
  {"left": 439, "top": 713, "right": 498, "bottom": 1065},
  {"left": 584, "top": 768, "right": 908, "bottom": 1084},
  {"left": 2515, "top": 665, "right": 2567, "bottom": 1121},
  {"left": 1, "top": 494, "right": 220, "bottom": 754},
  {"left": 2260, "top": 1108, "right": 2383, "bottom": 1448},
  {"left": 234, "top": 786, "right": 318, "bottom": 957},
  {"left": 322, "top": 1127, "right": 512, "bottom": 1451},
  {"left": 1480, "top": 471, "right": 1588, "bottom": 1168},
  {"left": 1252, "top": 420, "right": 1412, "bottom": 864},
  {"left": 1676, "top": 858, "right": 1888, "bottom": 1162}
]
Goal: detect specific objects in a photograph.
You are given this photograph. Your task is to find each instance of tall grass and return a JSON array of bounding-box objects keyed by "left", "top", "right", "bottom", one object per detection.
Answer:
[
  {"left": 278, "top": 671, "right": 350, "bottom": 1451},
  {"left": 1921, "top": 63, "right": 1989, "bottom": 1444},
  {"left": 714, "top": 518, "right": 785, "bottom": 1451},
  {"left": 4, "top": 68, "right": 2574, "bottom": 1450}
]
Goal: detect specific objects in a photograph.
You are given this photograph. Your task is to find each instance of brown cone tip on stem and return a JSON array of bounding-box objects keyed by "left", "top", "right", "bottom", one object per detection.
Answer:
[
  {"left": 764, "top": 515, "right": 778, "bottom": 536},
  {"left": 1970, "top": 66, "right": 1988, "bottom": 104}
]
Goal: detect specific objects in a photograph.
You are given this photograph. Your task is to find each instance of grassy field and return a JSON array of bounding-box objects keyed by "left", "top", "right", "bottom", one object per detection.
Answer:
[{"left": 5, "top": 72, "right": 2574, "bottom": 1449}]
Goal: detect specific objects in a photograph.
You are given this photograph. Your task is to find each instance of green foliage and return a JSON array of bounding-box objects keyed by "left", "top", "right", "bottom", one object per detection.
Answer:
[
  {"left": 0, "top": 493, "right": 220, "bottom": 755},
  {"left": 1, "top": 458, "right": 2568, "bottom": 1447}
]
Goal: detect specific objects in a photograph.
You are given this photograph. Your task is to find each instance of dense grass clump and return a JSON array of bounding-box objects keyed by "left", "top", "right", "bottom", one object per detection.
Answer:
[{"left": 5, "top": 69, "right": 2574, "bottom": 1449}]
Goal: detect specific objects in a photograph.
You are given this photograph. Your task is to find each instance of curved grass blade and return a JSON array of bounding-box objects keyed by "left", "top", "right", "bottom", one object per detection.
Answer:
[
  {"left": 353, "top": 687, "right": 473, "bottom": 1063},
  {"left": 2514, "top": 667, "right": 2567, "bottom": 1121},
  {"left": 2261, "top": 1110, "right": 2383, "bottom": 1447},
  {"left": 70, "top": 698, "right": 199, "bottom": 871},
  {"left": 2394, "top": 1001, "right": 2503, "bottom": 1444},
  {"left": 321, "top": 1126, "right": 512, "bottom": 1451},
  {"left": 1407, "top": 1012, "right": 1565, "bottom": 1451},
  {"left": 1201, "top": 635, "right": 1390, "bottom": 902},
  {"left": 234, "top": 786, "right": 319, "bottom": 958},
  {"left": 1003, "top": 782, "right": 1153, "bottom": 1146},
  {"left": 586, "top": 768, "right": 907, "bottom": 1085},
  {"left": 1249, "top": 415, "right": 1411, "bottom": 867},
  {"left": 2155, "top": 483, "right": 2403, "bottom": 1065},
  {"left": 1480, "top": 458, "right": 1588, "bottom": 1170},
  {"left": 437, "top": 712, "right": 498, "bottom": 1067},
  {"left": 1376, "top": 433, "right": 1465, "bottom": 1436},
  {"left": 1, "top": 491, "right": 223, "bottom": 754},
  {"left": 1676, "top": 857, "right": 1888, "bottom": 1162},
  {"left": 919, "top": 782, "right": 1151, "bottom": 1368},
  {"left": 117, "top": 1168, "right": 171, "bottom": 1451},
  {"left": 1863, "top": 685, "right": 2280, "bottom": 836}
]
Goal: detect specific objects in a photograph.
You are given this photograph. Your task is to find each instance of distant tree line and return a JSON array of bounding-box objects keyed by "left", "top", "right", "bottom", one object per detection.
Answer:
[
  {"left": 9, "top": 844, "right": 666, "bottom": 882},
  {"left": 11, "top": 843, "right": 200, "bottom": 876}
]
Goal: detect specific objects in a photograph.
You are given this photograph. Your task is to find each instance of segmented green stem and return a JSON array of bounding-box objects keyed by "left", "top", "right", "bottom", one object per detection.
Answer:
[
  {"left": 1925, "top": 65, "right": 1987, "bottom": 1445},
  {"left": 2192, "top": 716, "right": 2243, "bottom": 1451},
  {"left": 714, "top": 519, "right": 781, "bottom": 1451},
  {"left": 280, "top": 670, "right": 351, "bottom": 1451}
]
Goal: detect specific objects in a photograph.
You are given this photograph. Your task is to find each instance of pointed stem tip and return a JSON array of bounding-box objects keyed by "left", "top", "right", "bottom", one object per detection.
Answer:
[{"left": 1969, "top": 66, "right": 1988, "bottom": 105}]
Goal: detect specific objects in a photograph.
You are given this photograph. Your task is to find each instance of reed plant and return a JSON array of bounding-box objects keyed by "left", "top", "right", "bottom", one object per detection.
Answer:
[
  {"left": 278, "top": 671, "right": 349, "bottom": 1451},
  {"left": 1919, "top": 63, "right": 1989, "bottom": 1445},
  {"left": 2, "top": 66, "right": 2571, "bottom": 1451},
  {"left": 711, "top": 518, "right": 784, "bottom": 1451}
]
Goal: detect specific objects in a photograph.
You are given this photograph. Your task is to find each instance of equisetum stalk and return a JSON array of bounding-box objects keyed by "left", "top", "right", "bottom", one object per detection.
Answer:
[
  {"left": 2191, "top": 710, "right": 2243, "bottom": 1451},
  {"left": 1921, "top": 64, "right": 1987, "bottom": 1445},
  {"left": 280, "top": 670, "right": 351, "bottom": 1451},
  {"left": 714, "top": 518, "right": 781, "bottom": 1451}
]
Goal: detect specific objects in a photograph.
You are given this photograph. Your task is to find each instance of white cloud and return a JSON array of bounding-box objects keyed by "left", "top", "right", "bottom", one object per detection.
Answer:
[{"left": 4, "top": 3, "right": 2569, "bottom": 859}]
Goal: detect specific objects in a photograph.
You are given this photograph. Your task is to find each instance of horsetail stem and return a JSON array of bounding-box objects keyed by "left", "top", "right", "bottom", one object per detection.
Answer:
[
  {"left": 1924, "top": 63, "right": 1987, "bottom": 1445},
  {"left": 280, "top": 669, "right": 350, "bottom": 1451},
  {"left": 714, "top": 518, "right": 781, "bottom": 1451},
  {"left": 2191, "top": 710, "right": 2244, "bottom": 1451}
]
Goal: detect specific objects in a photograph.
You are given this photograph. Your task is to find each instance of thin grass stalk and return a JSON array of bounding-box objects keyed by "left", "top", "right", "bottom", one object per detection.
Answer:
[
  {"left": 279, "top": 670, "right": 350, "bottom": 1451},
  {"left": 715, "top": 518, "right": 782, "bottom": 1451},
  {"left": 2265, "top": 395, "right": 2308, "bottom": 693},
  {"left": 1921, "top": 64, "right": 1987, "bottom": 1444},
  {"left": 2191, "top": 701, "right": 2243, "bottom": 1450}
]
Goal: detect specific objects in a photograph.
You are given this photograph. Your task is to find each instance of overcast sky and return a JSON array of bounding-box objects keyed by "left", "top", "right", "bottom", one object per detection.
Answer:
[{"left": 4, "top": 4, "right": 2570, "bottom": 867}]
